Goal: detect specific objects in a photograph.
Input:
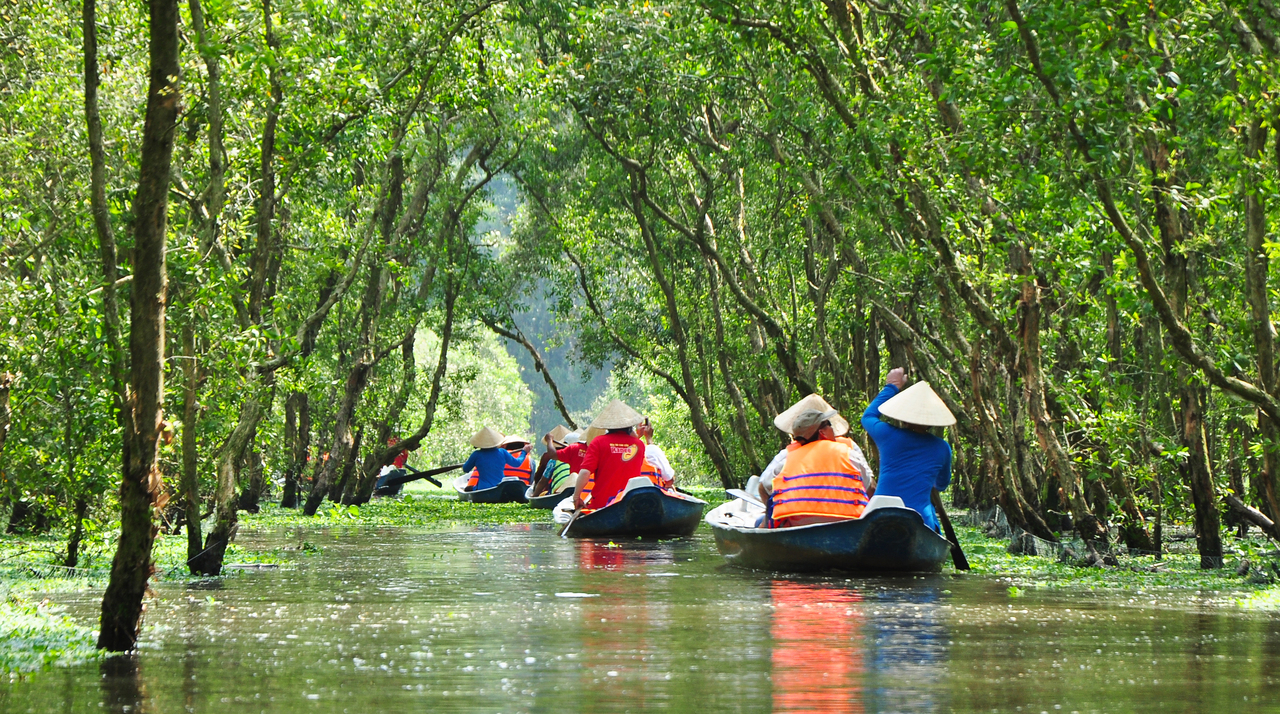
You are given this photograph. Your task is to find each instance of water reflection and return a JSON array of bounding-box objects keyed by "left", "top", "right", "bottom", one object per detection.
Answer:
[
  {"left": 6, "top": 528, "right": 1280, "bottom": 713},
  {"left": 770, "top": 581, "right": 866, "bottom": 713}
]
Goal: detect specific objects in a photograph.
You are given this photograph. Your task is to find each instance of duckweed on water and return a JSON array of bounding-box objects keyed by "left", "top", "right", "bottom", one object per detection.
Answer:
[{"left": 0, "top": 598, "right": 99, "bottom": 674}]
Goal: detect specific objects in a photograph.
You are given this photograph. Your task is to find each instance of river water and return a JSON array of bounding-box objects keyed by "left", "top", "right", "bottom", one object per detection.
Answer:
[{"left": 4, "top": 523, "right": 1280, "bottom": 713}]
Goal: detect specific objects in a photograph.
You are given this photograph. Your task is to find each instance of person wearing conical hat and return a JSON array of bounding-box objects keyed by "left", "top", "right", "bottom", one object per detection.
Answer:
[
  {"left": 461, "top": 426, "right": 527, "bottom": 491},
  {"left": 756, "top": 394, "right": 874, "bottom": 507},
  {"left": 760, "top": 404, "right": 872, "bottom": 528},
  {"left": 862, "top": 368, "right": 955, "bottom": 532},
  {"left": 572, "top": 399, "right": 647, "bottom": 511}
]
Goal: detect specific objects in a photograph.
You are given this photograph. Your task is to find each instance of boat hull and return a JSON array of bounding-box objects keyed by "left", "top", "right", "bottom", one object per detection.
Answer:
[
  {"left": 527, "top": 488, "right": 572, "bottom": 510},
  {"left": 709, "top": 506, "right": 951, "bottom": 573},
  {"left": 454, "top": 477, "right": 529, "bottom": 504},
  {"left": 566, "top": 487, "right": 705, "bottom": 538}
]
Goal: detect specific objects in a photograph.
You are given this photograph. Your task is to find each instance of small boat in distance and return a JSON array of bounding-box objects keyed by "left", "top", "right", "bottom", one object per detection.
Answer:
[
  {"left": 705, "top": 494, "right": 951, "bottom": 573},
  {"left": 555, "top": 477, "right": 706, "bottom": 538},
  {"left": 452, "top": 475, "right": 530, "bottom": 504},
  {"left": 526, "top": 486, "right": 573, "bottom": 509}
]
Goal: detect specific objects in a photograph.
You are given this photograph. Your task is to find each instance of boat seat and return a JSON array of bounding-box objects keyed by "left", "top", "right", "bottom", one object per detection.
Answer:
[{"left": 860, "top": 494, "right": 906, "bottom": 517}]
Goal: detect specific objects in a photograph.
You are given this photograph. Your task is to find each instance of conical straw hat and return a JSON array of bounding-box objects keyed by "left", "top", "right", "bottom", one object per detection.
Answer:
[
  {"left": 547, "top": 425, "right": 571, "bottom": 445},
  {"left": 469, "top": 426, "right": 505, "bottom": 449},
  {"left": 501, "top": 434, "right": 529, "bottom": 448},
  {"left": 582, "top": 426, "right": 605, "bottom": 443},
  {"left": 774, "top": 394, "right": 849, "bottom": 436},
  {"left": 879, "top": 381, "right": 956, "bottom": 427},
  {"left": 589, "top": 399, "right": 644, "bottom": 430}
]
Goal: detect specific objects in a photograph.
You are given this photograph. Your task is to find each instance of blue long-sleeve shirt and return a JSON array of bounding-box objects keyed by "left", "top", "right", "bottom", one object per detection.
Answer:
[
  {"left": 861, "top": 384, "right": 952, "bottom": 531},
  {"left": 461, "top": 447, "right": 523, "bottom": 490}
]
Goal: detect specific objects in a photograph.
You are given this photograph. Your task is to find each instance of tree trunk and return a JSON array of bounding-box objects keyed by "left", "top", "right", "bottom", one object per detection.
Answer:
[
  {"left": 1012, "top": 243, "right": 1107, "bottom": 557},
  {"left": 83, "top": 0, "right": 124, "bottom": 418},
  {"left": 180, "top": 324, "right": 203, "bottom": 570},
  {"left": 304, "top": 364, "right": 370, "bottom": 515},
  {"left": 65, "top": 497, "right": 88, "bottom": 569},
  {"left": 97, "top": 0, "right": 179, "bottom": 652},
  {"left": 237, "top": 450, "right": 266, "bottom": 513},
  {"left": 280, "top": 391, "right": 309, "bottom": 508},
  {"left": 190, "top": 392, "right": 262, "bottom": 576},
  {"left": 337, "top": 425, "right": 364, "bottom": 504}
]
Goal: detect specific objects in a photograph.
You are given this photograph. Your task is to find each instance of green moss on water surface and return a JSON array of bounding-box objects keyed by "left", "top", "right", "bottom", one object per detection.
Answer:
[
  {"left": 0, "top": 598, "right": 100, "bottom": 674},
  {"left": 956, "top": 525, "right": 1270, "bottom": 598}
]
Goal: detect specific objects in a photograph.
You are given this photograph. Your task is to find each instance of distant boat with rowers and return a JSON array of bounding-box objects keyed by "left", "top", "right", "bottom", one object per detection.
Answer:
[
  {"left": 705, "top": 494, "right": 951, "bottom": 573},
  {"left": 526, "top": 485, "right": 572, "bottom": 509},
  {"left": 452, "top": 474, "right": 529, "bottom": 504},
  {"left": 555, "top": 477, "right": 706, "bottom": 538}
]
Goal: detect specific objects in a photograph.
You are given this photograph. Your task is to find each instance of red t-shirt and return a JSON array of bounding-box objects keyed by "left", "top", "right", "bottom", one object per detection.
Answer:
[
  {"left": 579, "top": 433, "right": 645, "bottom": 508},
  {"left": 555, "top": 443, "right": 589, "bottom": 473},
  {"left": 392, "top": 450, "right": 408, "bottom": 469}
]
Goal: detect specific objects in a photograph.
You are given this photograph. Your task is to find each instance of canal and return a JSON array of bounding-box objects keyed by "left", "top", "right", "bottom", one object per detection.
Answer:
[{"left": 3, "top": 524, "right": 1279, "bottom": 712}]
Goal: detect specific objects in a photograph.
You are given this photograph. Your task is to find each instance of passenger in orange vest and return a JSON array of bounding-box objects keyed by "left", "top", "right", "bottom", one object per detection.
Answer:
[
  {"left": 572, "top": 400, "right": 647, "bottom": 512},
  {"left": 756, "top": 394, "right": 874, "bottom": 506},
  {"left": 500, "top": 435, "right": 534, "bottom": 484},
  {"left": 763, "top": 407, "right": 872, "bottom": 528},
  {"left": 635, "top": 418, "right": 675, "bottom": 490}
]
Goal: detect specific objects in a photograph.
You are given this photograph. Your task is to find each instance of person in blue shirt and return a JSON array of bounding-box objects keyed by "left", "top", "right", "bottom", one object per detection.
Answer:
[
  {"left": 461, "top": 426, "right": 524, "bottom": 491},
  {"left": 862, "top": 368, "right": 955, "bottom": 532}
]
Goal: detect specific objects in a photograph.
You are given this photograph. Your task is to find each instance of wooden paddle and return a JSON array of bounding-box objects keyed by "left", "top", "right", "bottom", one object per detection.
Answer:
[
  {"left": 559, "top": 506, "right": 582, "bottom": 538},
  {"left": 931, "top": 488, "right": 970, "bottom": 571},
  {"left": 725, "top": 488, "right": 764, "bottom": 507},
  {"left": 394, "top": 463, "right": 463, "bottom": 488}
]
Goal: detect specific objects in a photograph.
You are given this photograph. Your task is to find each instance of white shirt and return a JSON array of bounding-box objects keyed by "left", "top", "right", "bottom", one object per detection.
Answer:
[{"left": 643, "top": 442, "right": 675, "bottom": 482}]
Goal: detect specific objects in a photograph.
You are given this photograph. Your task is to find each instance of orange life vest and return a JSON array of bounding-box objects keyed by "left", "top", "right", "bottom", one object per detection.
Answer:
[
  {"left": 503, "top": 450, "right": 533, "bottom": 484},
  {"left": 640, "top": 460, "right": 673, "bottom": 491},
  {"left": 466, "top": 468, "right": 480, "bottom": 489},
  {"left": 770, "top": 439, "right": 868, "bottom": 525}
]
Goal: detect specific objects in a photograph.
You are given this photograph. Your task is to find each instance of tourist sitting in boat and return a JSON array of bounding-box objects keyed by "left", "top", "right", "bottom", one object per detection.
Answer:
[
  {"left": 636, "top": 418, "right": 675, "bottom": 490},
  {"left": 757, "top": 394, "right": 874, "bottom": 506},
  {"left": 572, "top": 400, "right": 647, "bottom": 512},
  {"left": 462, "top": 426, "right": 526, "bottom": 491},
  {"left": 531, "top": 426, "right": 575, "bottom": 497},
  {"left": 501, "top": 434, "right": 534, "bottom": 484},
  {"left": 761, "top": 405, "right": 872, "bottom": 528},
  {"left": 862, "top": 368, "right": 955, "bottom": 532}
]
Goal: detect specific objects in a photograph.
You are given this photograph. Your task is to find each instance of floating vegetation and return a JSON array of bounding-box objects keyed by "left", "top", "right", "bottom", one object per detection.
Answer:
[{"left": 0, "top": 598, "right": 99, "bottom": 674}]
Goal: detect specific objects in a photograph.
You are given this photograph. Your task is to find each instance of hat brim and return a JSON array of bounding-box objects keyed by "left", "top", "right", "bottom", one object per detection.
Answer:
[
  {"left": 878, "top": 382, "right": 956, "bottom": 427},
  {"left": 774, "top": 394, "right": 849, "bottom": 436}
]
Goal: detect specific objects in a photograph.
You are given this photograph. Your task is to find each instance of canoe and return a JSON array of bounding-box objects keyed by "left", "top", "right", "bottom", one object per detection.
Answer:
[
  {"left": 705, "top": 494, "right": 951, "bottom": 573},
  {"left": 526, "top": 486, "right": 573, "bottom": 510},
  {"left": 452, "top": 475, "right": 530, "bottom": 504},
  {"left": 555, "top": 477, "right": 706, "bottom": 538}
]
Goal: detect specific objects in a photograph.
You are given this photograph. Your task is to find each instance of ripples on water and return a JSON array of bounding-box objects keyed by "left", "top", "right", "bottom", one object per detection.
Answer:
[{"left": 3, "top": 524, "right": 1280, "bottom": 713}]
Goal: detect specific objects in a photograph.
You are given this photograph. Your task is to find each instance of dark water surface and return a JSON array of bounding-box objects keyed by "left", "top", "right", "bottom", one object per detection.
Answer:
[{"left": 4, "top": 523, "right": 1280, "bottom": 713}]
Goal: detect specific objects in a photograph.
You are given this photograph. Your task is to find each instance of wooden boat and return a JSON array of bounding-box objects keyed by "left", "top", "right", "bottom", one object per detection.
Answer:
[
  {"left": 554, "top": 477, "right": 706, "bottom": 538},
  {"left": 526, "top": 485, "right": 573, "bottom": 510},
  {"left": 705, "top": 495, "right": 951, "bottom": 573},
  {"left": 452, "top": 475, "right": 530, "bottom": 504}
]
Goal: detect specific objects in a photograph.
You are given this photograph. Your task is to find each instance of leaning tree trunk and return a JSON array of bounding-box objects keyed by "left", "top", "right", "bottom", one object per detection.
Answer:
[
  {"left": 304, "top": 364, "right": 370, "bottom": 515},
  {"left": 190, "top": 392, "right": 263, "bottom": 576},
  {"left": 97, "top": 0, "right": 178, "bottom": 652}
]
